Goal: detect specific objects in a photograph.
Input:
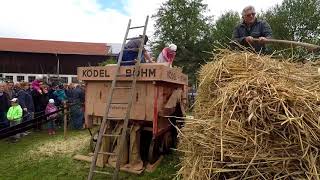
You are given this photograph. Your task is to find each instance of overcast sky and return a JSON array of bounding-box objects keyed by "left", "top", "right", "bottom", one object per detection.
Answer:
[{"left": 0, "top": 0, "right": 283, "bottom": 43}]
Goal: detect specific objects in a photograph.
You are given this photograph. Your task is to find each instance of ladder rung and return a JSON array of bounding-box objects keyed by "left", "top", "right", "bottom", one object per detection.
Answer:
[
  {"left": 114, "top": 86, "right": 131, "bottom": 89},
  {"left": 93, "top": 170, "right": 112, "bottom": 175},
  {"left": 102, "top": 134, "right": 121, "bottom": 137},
  {"left": 129, "top": 25, "right": 144, "bottom": 29},
  {"left": 98, "top": 152, "right": 116, "bottom": 156},
  {"left": 120, "top": 60, "right": 136, "bottom": 63},
  {"left": 110, "top": 102, "right": 128, "bottom": 105},
  {"left": 107, "top": 117, "right": 124, "bottom": 120},
  {"left": 123, "top": 48, "right": 140, "bottom": 51},
  {"left": 119, "top": 60, "right": 137, "bottom": 66},
  {"left": 116, "top": 74, "right": 129, "bottom": 77},
  {"left": 143, "top": 127, "right": 153, "bottom": 131},
  {"left": 126, "top": 37, "right": 142, "bottom": 40}
]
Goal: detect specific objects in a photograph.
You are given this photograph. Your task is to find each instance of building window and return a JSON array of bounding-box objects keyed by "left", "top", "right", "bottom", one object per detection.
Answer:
[
  {"left": 5, "top": 76, "right": 13, "bottom": 82},
  {"left": 43, "top": 76, "right": 48, "bottom": 83},
  {"left": 72, "top": 77, "right": 79, "bottom": 83},
  {"left": 17, "top": 76, "right": 25, "bottom": 82},
  {"left": 28, "top": 76, "right": 36, "bottom": 82},
  {"left": 61, "top": 77, "right": 68, "bottom": 83}
]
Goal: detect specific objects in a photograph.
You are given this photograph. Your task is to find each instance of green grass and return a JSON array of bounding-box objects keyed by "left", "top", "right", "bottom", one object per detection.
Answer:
[{"left": 0, "top": 129, "right": 180, "bottom": 180}]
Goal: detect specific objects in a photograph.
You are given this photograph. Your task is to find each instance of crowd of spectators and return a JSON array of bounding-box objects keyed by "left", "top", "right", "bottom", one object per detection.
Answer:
[{"left": 0, "top": 76, "right": 85, "bottom": 142}]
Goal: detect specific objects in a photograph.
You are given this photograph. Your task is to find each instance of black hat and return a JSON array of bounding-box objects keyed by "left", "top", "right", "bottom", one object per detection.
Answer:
[{"left": 140, "top": 35, "right": 148, "bottom": 45}]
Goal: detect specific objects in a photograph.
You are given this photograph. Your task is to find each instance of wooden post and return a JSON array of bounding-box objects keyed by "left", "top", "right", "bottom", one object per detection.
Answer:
[{"left": 64, "top": 102, "right": 67, "bottom": 139}]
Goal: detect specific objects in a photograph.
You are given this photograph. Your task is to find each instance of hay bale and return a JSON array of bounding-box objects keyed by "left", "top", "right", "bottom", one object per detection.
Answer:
[{"left": 178, "top": 50, "right": 320, "bottom": 179}]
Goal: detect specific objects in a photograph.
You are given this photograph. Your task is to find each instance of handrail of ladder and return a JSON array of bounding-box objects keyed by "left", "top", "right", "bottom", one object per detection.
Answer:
[
  {"left": 87, "top": 16, "right": 149, "bottom": 180},
  {"left": 112, "top": 16, "right": 149, "bottom": 180},
  {"left": 87, "top": 19, "right": 132, "bottom": 180}
]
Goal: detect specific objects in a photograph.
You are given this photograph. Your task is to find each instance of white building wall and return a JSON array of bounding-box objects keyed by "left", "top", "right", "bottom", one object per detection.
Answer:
[{"left": 0, "top": 72, "right": 78, "bottom": 84}]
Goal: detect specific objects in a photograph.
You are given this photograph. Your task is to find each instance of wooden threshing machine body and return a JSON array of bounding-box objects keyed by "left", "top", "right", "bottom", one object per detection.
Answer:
[{"left": 77, "top": 64, "right": 188, "bottom": 138}]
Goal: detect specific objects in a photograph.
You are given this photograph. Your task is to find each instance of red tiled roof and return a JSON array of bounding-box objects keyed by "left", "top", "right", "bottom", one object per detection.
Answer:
[{"left": 0, "top": 37, "right": 109, "bottom": 55}]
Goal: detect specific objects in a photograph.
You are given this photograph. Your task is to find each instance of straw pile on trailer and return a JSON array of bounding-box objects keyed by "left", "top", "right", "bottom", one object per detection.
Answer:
[{"left": 178, "top": 50, "right": 320, "bottom": 179}]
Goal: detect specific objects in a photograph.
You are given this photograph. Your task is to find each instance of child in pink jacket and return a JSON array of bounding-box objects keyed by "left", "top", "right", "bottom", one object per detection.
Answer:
[{"left": 45, "top": 99, "right": 58, "bottom": 135}]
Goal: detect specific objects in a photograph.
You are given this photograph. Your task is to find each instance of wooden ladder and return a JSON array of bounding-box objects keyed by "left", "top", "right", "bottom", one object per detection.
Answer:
[{"left": 87, "top": 16, "right": 149, "bottom": 180}]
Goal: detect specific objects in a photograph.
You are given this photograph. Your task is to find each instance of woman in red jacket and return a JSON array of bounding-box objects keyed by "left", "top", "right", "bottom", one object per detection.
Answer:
[
  {"left": 45, "top": 99, "right": 58, "bottom": 135},
  {"left": 157, "top": 44, "right": 177, "bottom": 67}
]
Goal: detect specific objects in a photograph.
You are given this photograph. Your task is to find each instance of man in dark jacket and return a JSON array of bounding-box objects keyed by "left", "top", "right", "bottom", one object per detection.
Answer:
[
  {"left": 121, "top": 35, "right": 152, "bottom": 66},
  {"left": 0, "top": 83, "right": 10, "bottom": 129},
  {"left": 5, "top": 81, "right": 15, "bottom": 99},
  {"left": 69, "top": 84, "right": 85, "bottom": 129},
  {"left": 17, "top": 82, "right": 34, "bottom": 122},
  {"left": 232, "top": 5, "right": 272, "bottom": 53},
  {"left": 31, "top": 84, "right": 49, "bottom": 130}
]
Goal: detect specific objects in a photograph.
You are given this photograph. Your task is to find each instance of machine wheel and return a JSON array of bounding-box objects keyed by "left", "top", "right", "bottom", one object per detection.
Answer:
[
  {"left": 148, "top": 139, "right": 160, "bottom": 164},
  {"left": 161, "top": 131, "right": 173, "bottom": 154},
  {"left": 90, "top": 129, "right": 99, "bottom": 152}
]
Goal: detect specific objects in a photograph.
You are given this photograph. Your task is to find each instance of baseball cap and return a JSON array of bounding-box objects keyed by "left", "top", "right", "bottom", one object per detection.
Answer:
[
  {"left": 49, "top": 99, "right": 55, "bottom": 104},
  {"left": 11, "top": 98, "right": 18, "bottom": 103}
]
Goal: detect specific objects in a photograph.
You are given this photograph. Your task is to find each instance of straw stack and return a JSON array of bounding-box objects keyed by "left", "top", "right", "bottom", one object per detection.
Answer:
[{"left": 178, "top": 50, "right": 320, "bottom": 179}]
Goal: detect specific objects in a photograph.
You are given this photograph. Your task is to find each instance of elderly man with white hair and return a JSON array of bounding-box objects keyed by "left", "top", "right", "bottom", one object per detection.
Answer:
[
  {"left": 157, "top": 43, "right": 177, "bottom": 67},
  {"left": 232, "top": 5, "right": 272, "bottom": 53}
]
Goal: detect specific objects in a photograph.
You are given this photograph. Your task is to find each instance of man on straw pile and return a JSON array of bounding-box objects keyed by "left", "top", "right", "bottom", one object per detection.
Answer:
[{"left": 232, "top": 5, "right": 272, "bottom": 53}]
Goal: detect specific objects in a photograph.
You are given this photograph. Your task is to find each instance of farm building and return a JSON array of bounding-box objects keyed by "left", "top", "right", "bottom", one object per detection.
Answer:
[{"left": 0, "top": 37, "right": 118, "bottom": 84}]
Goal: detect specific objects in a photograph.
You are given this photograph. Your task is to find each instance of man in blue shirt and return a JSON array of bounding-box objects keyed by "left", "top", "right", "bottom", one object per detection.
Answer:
[
  {"left": 232, "top": 6, "right": 272, "bottom": 53},
  {"left": 121, "top": 35, "right": 152, "bottom": 65}
]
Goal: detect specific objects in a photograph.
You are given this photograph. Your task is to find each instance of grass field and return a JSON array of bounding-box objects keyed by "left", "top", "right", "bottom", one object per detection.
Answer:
[{"left": 0, "top": 129, "right": 180, "bottom": 180}]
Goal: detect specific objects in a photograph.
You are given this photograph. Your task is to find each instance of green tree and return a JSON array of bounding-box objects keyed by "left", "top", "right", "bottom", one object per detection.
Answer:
[
  {"left": 98, "top": 57, "right": 117, "bottom": 66},
  {"left": 152, "top": 0, "right": 214, "bottom": 83},
  {"left": 212, "top": 11, "right": 240, "bottom": 46},
  {"left": 262, "top": 0, "right": 320, "bottom": 58}
]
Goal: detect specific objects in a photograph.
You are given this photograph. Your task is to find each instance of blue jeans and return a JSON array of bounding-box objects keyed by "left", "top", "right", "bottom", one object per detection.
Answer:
[
  {"left": 47, "top": 119, "right": 55, "bottom": 130},
  {"left": 70, "top": 104, "right": 84, "bottom": 129},
  {"left": 121, "top": 51, "right": 145, "bottom": 66},
  {"left": 10, "top": 121, "right": 21, "bottom": 139}
]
